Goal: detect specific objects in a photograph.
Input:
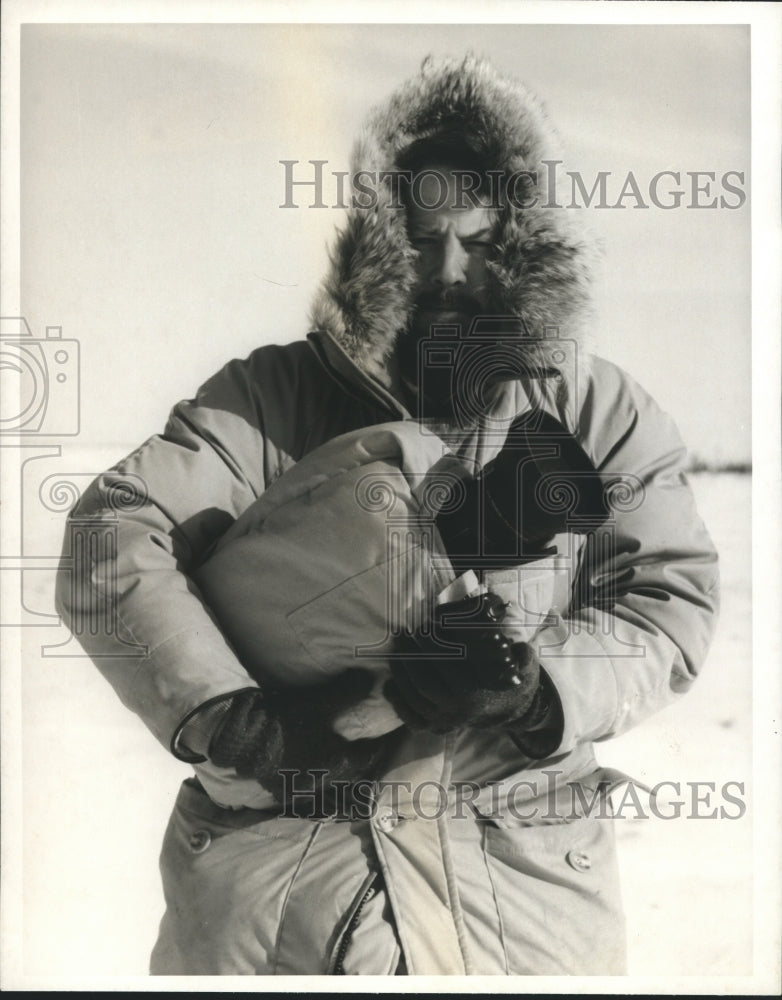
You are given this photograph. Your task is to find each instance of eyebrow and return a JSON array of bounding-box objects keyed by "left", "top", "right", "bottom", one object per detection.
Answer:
[{"left": 410, "top": 226, "right": 495, "bottom": 239}]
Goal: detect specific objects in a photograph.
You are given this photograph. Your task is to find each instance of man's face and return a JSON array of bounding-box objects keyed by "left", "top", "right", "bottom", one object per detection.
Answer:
[
  {"left": 406, "top": 165, "right": 497, "bottom": 340},
  {"left": 400, "top": 164, "right": 499, "bottom": 418}
]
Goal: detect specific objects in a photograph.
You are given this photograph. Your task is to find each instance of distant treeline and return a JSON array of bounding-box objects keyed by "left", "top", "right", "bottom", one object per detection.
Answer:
[{"left": 686, "top": 457, "right": 751, "bottom": 474}]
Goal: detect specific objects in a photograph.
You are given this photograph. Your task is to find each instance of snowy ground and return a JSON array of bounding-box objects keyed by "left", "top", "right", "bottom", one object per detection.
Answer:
[
  {"left": 598, "top": 473, "right": 753, "bottom": 977},
  {"left": 9, "top": 464, "right": 752, "bottom": 980}
]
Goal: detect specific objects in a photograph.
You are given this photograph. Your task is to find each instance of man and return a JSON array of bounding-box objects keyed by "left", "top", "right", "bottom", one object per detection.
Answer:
[{"left": 56, "top": 55, "right": 719, "bottom": 976}]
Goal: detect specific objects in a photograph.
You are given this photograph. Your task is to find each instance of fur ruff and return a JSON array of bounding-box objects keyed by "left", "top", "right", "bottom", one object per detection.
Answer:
[{"left": 309, "top": 54, "right": 596, "bottom": 402}]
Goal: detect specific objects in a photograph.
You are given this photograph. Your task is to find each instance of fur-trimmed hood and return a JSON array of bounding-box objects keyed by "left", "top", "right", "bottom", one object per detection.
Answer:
[{"left": 310, "top": 54, "right": 595, "bottom": 399}]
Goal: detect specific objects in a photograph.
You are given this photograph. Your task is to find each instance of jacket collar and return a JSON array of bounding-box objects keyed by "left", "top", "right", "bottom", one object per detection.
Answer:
[{"left": 308, "top": 328, "right": 568, "bottom": 473}]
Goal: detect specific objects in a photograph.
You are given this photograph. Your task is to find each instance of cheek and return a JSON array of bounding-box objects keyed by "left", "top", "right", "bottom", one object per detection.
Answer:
[
  {"left": 411, "top": 250, "right": 437, "bottom": 292},
  {"left": 413, "top": 247, "right": 435, "bottom": 274},
  {"left": 465, "top": 257, "right": 491, "bottom": 295}
]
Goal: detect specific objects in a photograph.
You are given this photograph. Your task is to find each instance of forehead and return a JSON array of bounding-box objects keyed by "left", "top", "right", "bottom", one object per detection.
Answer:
[{"left": 405, "top": 164, "right": 497, "bottom": 234}]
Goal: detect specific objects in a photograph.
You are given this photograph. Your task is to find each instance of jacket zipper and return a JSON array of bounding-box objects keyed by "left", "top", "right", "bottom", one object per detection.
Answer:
[{"left": 332, "top": 875, "right": 379, "bottom": 975}]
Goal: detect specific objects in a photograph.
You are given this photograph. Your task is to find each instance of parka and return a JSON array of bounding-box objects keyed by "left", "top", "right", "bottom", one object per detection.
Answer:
[{"left": 55, "top": 55, "right": 719, "bottom": 976}]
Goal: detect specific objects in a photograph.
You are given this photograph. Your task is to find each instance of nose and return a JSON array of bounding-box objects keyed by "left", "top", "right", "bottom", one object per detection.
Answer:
[{"left": 433, "top": 229, "right": 466, "bottom": 289}]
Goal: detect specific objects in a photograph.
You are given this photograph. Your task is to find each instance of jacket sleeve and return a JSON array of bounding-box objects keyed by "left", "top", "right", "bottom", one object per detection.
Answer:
[
  {"left": 533, "top": 359, "right": 720, "bottom": 755},
  {"left": 54, "top": 355, "right": 279, "bottom": 759}
]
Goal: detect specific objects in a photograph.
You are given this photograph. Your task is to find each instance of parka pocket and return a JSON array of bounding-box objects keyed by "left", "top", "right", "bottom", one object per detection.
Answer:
[
  {"left": 480, "top": 774, "right": 627, "bottom": 975},
  {"left": 483, "top": 804, "right": 625, "bottom": 975},
  {"left": 482, "top": 813, "right": 626, "bottom": 975},
  {"left": 152, "top": 778, "right": 320, "bottom": 975}
]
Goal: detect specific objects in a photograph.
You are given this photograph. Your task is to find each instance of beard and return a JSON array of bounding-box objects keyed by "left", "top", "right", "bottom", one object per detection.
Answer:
[
  {"left": 407, "top": 289, "right": 488, "bottom": 340},
  {"left": 398, "top": 290, "right": 524, "bottom": 423}
]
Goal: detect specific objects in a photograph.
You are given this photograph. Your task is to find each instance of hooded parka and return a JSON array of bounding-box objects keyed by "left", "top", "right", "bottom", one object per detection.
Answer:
[{"left": 55, "top": 55, "right": 719, "bottom": 976}]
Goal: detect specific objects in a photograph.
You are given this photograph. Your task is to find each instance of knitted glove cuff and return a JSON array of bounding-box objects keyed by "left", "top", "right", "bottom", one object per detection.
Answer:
[
  {"left": 172, "top": 687, "right": 261, "bottom": 763},
  {"left": 503, "top": 669, "right": 564, "bottom": 760},
  {"left": 207, "top": 688, "right": 272, "bottom": 775}
]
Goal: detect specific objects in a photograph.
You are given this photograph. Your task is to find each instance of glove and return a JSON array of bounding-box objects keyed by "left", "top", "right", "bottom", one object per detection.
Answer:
[
  {"left": 207, "top": 689, "right": 283, "bottom": 777},
  {"left": 435, "top": 409, "right": 609, "bottom": 569},
  {"left": 207, "top": 670, "right": 399, "bottom": 812},
  {"left": 385, "top": 592, "right": 562, "bottom": 756}
]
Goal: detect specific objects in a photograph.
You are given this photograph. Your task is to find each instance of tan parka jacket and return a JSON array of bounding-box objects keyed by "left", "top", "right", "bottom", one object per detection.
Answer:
[{"left": 55, "top": 56, "right": 719, "bottom": 976}]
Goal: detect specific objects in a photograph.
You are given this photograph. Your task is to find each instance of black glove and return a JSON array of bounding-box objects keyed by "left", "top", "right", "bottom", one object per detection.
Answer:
[
  {"left": 435, "top": 409, "right": 609, "bottom": 570},
  {"left": 207, "top": 689, "right": 283, "bottom": 777},
  {"left": 385, "top": 592, "right": 562, "bottom": 756},
  {"left": 208, "top": 670, "right": 399, "bottom": 812}
]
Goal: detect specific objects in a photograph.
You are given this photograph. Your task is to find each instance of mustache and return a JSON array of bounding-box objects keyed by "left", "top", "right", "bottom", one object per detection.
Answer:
[{"left": 413, "top": 290, "right": 485, "bottom": 314}]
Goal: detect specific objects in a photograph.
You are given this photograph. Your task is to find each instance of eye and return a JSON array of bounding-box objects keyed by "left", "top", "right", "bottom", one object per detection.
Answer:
[{"left": 411, "top": 236, "right": 439, "bottom": 247}]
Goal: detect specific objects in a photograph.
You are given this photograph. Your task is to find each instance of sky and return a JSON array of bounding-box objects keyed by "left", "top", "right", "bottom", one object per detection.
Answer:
[{"left": 19, "top": 22, "right": 751, "bottom": 463}]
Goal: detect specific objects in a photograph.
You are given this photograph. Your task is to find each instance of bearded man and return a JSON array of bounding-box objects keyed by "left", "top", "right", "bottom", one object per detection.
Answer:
[{"left": 56, "top": 55, "right": 718, "bottom": 976}]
